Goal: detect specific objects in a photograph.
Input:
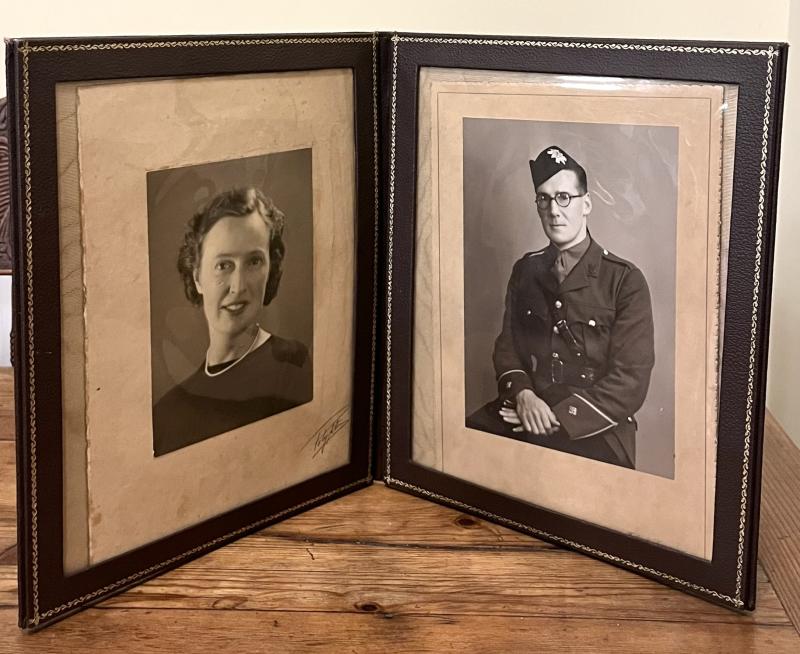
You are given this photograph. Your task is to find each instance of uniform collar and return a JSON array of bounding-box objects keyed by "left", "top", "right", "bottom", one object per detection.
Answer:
[
  {"left": 552, "top": 234, "right": 590, "bottom": 275},
  {"left": 556, "top": 236, "right": 604, "bottom": 293}
]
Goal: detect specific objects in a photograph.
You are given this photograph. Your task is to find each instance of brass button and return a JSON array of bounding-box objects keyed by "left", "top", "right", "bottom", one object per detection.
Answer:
[
  {"left": 526, "top": 309, "right": 532, "bottom": 316},
  {"left": 554, "top": 300, "right": 562, "bottom": 309},
  {"left": 603, "top": 249, "right": 609, "bottom": 255},
  {"left": 627, "top": 416, "right": 633, "bottom": 423},
  {"left": 588, "top": 319, "right": 596, "bottom": 327},
  {"left": 552, "top": 352, "right": 559, "bottom": 359},
  {"left": 553, "top": 325, "right": 559, "bottom": 334}
]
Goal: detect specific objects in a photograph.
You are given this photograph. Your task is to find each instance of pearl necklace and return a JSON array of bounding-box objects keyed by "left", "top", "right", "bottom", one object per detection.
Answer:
[{"left": 204, "top": 325, "right": 262, "bottom": 378}]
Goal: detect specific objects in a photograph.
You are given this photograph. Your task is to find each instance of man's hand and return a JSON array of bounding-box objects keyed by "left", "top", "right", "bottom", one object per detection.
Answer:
[{"left": 500, "top": 389, "right": 560, "bottom": 436}]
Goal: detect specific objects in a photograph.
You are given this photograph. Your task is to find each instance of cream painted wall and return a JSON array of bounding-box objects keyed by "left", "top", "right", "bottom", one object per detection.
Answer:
[
  {"left": 0, "top": 0, "right": 792, "bottom": 98},
  {"left": 769, "top": 1, "right": 800, "bottom": 446},
  {"left": 0, "top": 0, "right": 797, "bottom": 445}
]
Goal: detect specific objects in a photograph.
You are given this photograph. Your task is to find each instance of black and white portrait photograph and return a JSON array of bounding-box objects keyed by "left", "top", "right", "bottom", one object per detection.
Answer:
[
  {"left": 59, "top": 69, "right": 355, "bottom": 568},
  {"left": 411, "top": 68, "right": 726, "bottom": 558},
  {"left": 147, "top": 151, "right": 315, "bottom": 456},
  {"left": 463, "top": 121, "right": 676, "bottom": 478}
]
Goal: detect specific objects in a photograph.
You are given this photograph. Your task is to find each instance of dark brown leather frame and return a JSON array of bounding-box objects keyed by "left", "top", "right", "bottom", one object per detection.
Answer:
[
  {"left": 378, "top": 33, "right": 788, "bottom": 611},
  {"left": 6, "top": 33, "right": 380, "bottom": 630},
  {"left": 5, "top": 32, "right": 788, "bottom": 630}
]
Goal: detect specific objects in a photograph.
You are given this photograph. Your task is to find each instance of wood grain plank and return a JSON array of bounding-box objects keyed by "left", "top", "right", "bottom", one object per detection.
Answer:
[
  {"left": 1, "top": 608, "right": 798, "bottom": 654},
  {"left": 0, "top": 368, "right": 13, "bottom": 441},
  {"left": 5, "top": 556, "right": 786, "bottom": 625},
  {"left": 0, "top": 488, "right": 788, "bottom": 627},
  {"left": 260, "top": 482, "right": 556, "bottom": 548},
  {"left": 760, "top": 412, "right": 800, "bottom": 635},
  {"left": 0, "top": 561, "right": 789, "bottom": 627}
]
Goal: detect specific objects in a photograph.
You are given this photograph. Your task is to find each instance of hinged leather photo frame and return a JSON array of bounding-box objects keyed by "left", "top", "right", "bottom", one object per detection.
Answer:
[{"left": 4, "top": 32, "right": 788, "bottom": 630}]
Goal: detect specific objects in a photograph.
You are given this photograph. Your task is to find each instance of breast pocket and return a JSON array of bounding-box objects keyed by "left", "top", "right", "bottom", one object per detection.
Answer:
[
  {"left": 566, "top": 303, "right": 616, "bottom": 366},
  {"left": 517, "top": 298, "right": 551, "bottom": 352}
]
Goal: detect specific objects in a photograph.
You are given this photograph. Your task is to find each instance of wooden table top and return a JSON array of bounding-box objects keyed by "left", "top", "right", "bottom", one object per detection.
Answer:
[{"left": 0, "top": 367, "right": 798, "bottom": 652}]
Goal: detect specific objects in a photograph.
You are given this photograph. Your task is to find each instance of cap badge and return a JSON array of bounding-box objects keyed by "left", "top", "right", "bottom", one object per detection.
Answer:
[
  {"left": 547, "top": 148, "right": 567, "bottom": 165},
  {"left": 569, "top": 405, "right": 578, "bottom": 416}
]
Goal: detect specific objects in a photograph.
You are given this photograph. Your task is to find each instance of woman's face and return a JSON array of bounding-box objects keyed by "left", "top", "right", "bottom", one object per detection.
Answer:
[{"left": 193, "top": 211, "right": 271, "bottom": 341}]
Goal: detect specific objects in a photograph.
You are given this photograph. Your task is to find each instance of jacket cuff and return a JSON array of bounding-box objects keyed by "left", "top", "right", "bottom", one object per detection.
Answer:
[
  {"left": 496, "top": 369, "right": 533, "bottom": 400},
  {"left": 551, "top": 393, "right": 618, "bottom": 440}
]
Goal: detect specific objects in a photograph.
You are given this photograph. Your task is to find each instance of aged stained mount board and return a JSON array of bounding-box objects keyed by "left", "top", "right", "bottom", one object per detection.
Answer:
[{"left": 4, "top": 32, "right": 787, "bottom": 629}]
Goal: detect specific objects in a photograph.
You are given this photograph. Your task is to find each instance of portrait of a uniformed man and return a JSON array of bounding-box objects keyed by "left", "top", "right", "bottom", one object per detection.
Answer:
[{"left": 466, "top": 144, "right": 656, "bottom": 470}]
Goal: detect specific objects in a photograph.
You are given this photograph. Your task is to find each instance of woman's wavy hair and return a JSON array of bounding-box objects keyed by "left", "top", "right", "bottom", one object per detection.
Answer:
[{"left": 178, "top": 187, "right": 286, "bottom": 306}]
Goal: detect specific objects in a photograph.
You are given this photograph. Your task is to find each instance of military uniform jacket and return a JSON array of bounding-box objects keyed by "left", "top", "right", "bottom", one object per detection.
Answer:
[{"left": 493, "top": 237, "right": 655, "bottom": 465}]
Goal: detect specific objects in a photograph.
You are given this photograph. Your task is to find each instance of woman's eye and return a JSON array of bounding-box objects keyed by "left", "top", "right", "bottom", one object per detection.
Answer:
[
  {"left": 249, "top": 256, "right": 265, "bottom": 267},
  {"left": 214, "top": 261, "right": 232, "bottom": 272}
]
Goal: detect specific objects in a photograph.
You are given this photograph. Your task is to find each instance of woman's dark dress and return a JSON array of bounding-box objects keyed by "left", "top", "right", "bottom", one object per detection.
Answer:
[{"left": 153, "top": 335, "right": 312, "bottom": 456}]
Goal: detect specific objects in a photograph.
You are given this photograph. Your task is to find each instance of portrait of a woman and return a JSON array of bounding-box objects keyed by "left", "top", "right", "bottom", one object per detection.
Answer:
[{"left": 152, "top": 186, "right": 313, "bottom": 456}]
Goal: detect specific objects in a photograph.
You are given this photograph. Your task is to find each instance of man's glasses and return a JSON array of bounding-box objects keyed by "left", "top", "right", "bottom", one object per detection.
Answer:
[{"left": 535, "top": 192, "right": 585, "bottom": 210}]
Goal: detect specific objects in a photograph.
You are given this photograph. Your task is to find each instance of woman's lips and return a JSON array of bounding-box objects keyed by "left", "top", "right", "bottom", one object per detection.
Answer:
[{"left": 222, "top": 302, "right": 247, "bottom": 316}]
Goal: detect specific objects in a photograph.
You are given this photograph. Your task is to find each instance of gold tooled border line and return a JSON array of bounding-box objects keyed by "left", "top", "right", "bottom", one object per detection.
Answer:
[
  {"left": 382, "top": 34, "right": 778, "bottom": 609},
  {"left": 367, "top": 34, "right": 379, "bottom": 483},
  {"left": 19, "top": 33, "right": 378, "bottom": 627}
]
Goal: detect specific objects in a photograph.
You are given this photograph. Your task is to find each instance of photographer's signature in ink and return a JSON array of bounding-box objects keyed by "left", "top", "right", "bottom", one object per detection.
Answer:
[{"left": 304, "top": 406, "right": 350, "bottom": 458}]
